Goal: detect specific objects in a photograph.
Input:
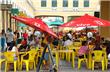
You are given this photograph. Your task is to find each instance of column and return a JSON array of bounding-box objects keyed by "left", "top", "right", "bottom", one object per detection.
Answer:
[
  {"left": 6, "top": 10, "right": 9, "bottom": 29},
  {"left": 9, "top": 13, "right": 12, "bottom": 28},
  {"left": 57, "top": 0, "right": 63, "bottom": 11},
  {"left": 0, "top": 10, "right": 2, "bottom": 31},
  {"left": 64, "top": 16, "right": 68, "bottom": 23},
  {"left": 68, "top": 0, "right": 73, "bottom": 8},
  {"left": 79, "top": 0, "right": 84, "bottom": 8},
  {"left": 2, "top": 10, "right": 5, "bottom": 30},
  {"left": 100, "top": 1, "right": 110, "bottom": 40},
  {"left": 47, "top": 0, "right": 52, "bottom": 8}
]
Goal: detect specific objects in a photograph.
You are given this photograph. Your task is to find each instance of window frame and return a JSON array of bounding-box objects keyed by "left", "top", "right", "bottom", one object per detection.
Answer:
[
  {"left": 52, "top": 0, "right": 57, "bottom": 7},
  {"left": 84, "top": 0, "right": 89, "bottom": 7},
  {"left": 41, "top": 0, "right": 47, "bottom": 7},
  {"left": 63, "top": 0, "right": 68, "bottom": 7},
  {"left": 73, "top": 0, "right": 78, "bottom": 7}
]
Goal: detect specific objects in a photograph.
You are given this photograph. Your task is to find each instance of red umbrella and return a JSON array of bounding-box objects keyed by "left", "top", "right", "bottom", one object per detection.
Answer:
[
  {"left": 60, "top": 14, "right": 110, "bottom": 27},
  {"left": 12, "top": 16, "right": 58, "bottom": 38}
]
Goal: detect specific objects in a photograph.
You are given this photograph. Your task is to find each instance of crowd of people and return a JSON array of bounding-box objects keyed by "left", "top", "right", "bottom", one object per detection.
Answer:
[
  {"left": 1, "top": 28, "right": 110, "bottom": 57},
  {"left": 0, "top": 28, "right": 110, "bottom": 70},
  {"left": 60, "top": 30, "right": 110, "bottom": 63}
]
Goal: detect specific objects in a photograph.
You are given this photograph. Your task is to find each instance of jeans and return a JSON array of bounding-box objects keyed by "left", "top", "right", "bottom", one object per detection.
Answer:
[{"left": 1, "top": 38, "right": 5, "bottom": 52}]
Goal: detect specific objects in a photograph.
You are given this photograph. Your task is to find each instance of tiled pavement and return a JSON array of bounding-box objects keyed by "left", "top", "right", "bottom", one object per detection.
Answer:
[{"left": 1, "top": 59, "right": 110, "bottom": 72}]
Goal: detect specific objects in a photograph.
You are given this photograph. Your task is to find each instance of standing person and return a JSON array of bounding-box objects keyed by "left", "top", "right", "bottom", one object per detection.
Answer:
[
  {"left": 34, "top": 30, "right": 41, "bottom": 38},
  {"left": 52, "top": 38, "right": 59, "bottom": 49},
  {"left": 95, "top": 32, "right": 100, "bottom": 44},
  {"left": 28, "top": 30, "right": 32, "bottom": 37},
  {"left": 22, "top": 30, "right": 28, "bottom": 39},
  {"left": 6, "top": 29, "right": 14, "bottom": 50},
  {"left": 13, "top": 32, "right": 17, "bottom": 44},
  {"left": 0, "top": 29, "right": 6, "bottom": 52}
]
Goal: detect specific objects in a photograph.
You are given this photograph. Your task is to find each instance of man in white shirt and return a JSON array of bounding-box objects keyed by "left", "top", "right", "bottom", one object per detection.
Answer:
[
  {"left": 87, "top": 32, "right": 93, "bottom": 38},
  {"left": 34, "top": 30, "right": 41, "bottom": 37},
  {"left": 6, "top": 29, "right": 14, "bottom": 47},
  {"left": 67, "top": 31, "right": 73, "bottom": 40}
]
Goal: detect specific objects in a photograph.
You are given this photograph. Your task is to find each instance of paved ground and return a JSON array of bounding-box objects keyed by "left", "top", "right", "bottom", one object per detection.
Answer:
[{"left": 1, "top": 58, "right": 110, "bottom": 72}]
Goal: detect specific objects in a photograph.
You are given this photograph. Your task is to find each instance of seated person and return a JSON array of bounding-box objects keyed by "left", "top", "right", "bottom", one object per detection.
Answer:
[
  {"left": 8, "top": 42, "right": 18, "bottom": 60},
  {"left": 105, "top": 42, "right": 110, "bottom": 60},
  {"left": 18, "top": 39, "right": 29, "bottom": 52},
  {"left": 63, "top": 35, "right": 73, "bottom": 47},
  {"left": 78, "top": 41, "right": 89, "bottom": 58},
  {"left": 92, "top": 43, "right": 104, "bottom": 58},
  {"left": 52, "top": 38, "right": 59, "bottom": 49},
  {"left": 93, "top": 43, "right": 102, "bottom": 51}
]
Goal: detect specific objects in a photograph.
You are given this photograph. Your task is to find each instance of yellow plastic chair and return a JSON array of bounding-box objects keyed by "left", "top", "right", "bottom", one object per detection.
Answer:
[
  {"left": 71, "top": 51, "right": 75, "bottom": 68},
  {"left": 20, "top": 49, "right": 37, "bottom": 71},
  {"left": 4, "top": 52, "right": 17, "bottom": 72},
  {"left": 60, "top": 46, "right": 65, "bottom": 60},
  {"left": 73, "top": 46, "right": 80, "bottom": 57},
  {"left": 102, "top": 48, "right": 108, "bottom": 69},
  {"left": 78, "top": 54, "right": 88, "bottom": 69},
  {"left": 92, "top": 50, "right": 105, "bottom": 71},
  {"left": 66, "top": 45, "right": 73, "bottom": 62},
  {"left": 0, "top": 52, "right": 5, "bottom": 69},
  {"left": 59, "top": 45, "right": 63, "bottom": 58}
]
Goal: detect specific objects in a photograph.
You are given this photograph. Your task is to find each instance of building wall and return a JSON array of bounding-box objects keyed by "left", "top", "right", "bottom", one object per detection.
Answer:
[
  {"left": 14, "top": 0, "right": 34, "bottom": 17},
  {"left": 34, "top": 0, "right": 100, "bottom": 23},
  {"left": 100, "top": 1, "right": 110, "bottom": 40},
  {"left": 0, "top": 10, "right": 2, "bottom": 32}
]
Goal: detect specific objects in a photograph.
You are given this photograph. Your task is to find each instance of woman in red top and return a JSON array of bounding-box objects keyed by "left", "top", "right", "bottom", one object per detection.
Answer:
[{"left": 22, "top": 31, "right": 28, "bottom": 39}]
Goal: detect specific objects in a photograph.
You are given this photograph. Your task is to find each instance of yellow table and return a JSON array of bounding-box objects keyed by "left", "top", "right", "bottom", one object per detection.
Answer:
[{"left": 52, "top": 50, "right": 75, "bottom": 68}]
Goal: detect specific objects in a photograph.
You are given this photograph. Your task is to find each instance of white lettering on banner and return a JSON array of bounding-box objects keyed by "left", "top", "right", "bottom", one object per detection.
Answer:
[
  {"left": 70, "top": 21, "right": 75, "bottom": 24},
  {"left": 67, "top": 21, "right": 75, "bottom": 26},
  {"left": 76, "top": 24, "right": 90, "bottom": 26},
  {"left": 34, "top": 22, "right": 41, "bottom": 27},
  {"left": 94, "top": 20, "right": 104, "bottom": 25}
]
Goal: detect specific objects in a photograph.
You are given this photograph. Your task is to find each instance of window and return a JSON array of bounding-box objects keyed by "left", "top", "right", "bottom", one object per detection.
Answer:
[
  {"left": 84, "top": 0, "right": 89, "bottom": 7},
  {"left": 41, "top": 0, "right": 46, "bottom": 7},
  {"left": 63, "top": 0, "right": 68, "bottom": 7},
  {"left": 73, "top": 0, "right": 78, "bottom": 7},
  {"left": 52, "top": 0, "right": 57, "bottom": 7},
  {"left": 68, "top": 16, "right": 79, "bottom": 22}
]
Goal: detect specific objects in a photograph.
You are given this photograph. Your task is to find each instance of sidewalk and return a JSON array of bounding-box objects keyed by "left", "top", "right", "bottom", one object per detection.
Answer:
[{"left": 1, "top": 59, "right": 110, "bottom": 72}]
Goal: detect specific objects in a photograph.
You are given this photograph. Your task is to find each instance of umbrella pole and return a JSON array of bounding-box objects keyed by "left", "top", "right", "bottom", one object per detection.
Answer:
[
  {"left": 47, "top": 44, "right": 57, "bottom": 72},
  {"left": 37, "top": 44, "right": 47, "bottom": 72},
  {"left": 86, "top": 27, "right": 88, "bottom": 40},
  {"left": 36, "top": 44, "right": 57, "bottom": 72}
]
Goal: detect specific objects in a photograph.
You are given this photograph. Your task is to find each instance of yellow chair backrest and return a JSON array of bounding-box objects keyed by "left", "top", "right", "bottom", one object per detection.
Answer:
[
  {"left": 102, "top": 48, "right": 107, "bottom": 58},
  {"left": 73, "top": 42, "right": 82, "bottom": 47},
  {"left": 93, "top": 50, "right": 104, "bottom": 61},
  {"left": 88, "top": 45, "right": 94, "bottom": 49},
  {"left": 67, "top": 44, "right": 73, "bottom": 50},
  {"left": 102, "top": 48, "right": 106, "bottom": 52},
  {"left": 4, "top": 52, "right": 15, "bottom": 62},
  {"left": 28, "top": 49, "right": 37, "bottom": 61},
  {"left": 79, "top": 38, "right": 83, "bottom": 41}
]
